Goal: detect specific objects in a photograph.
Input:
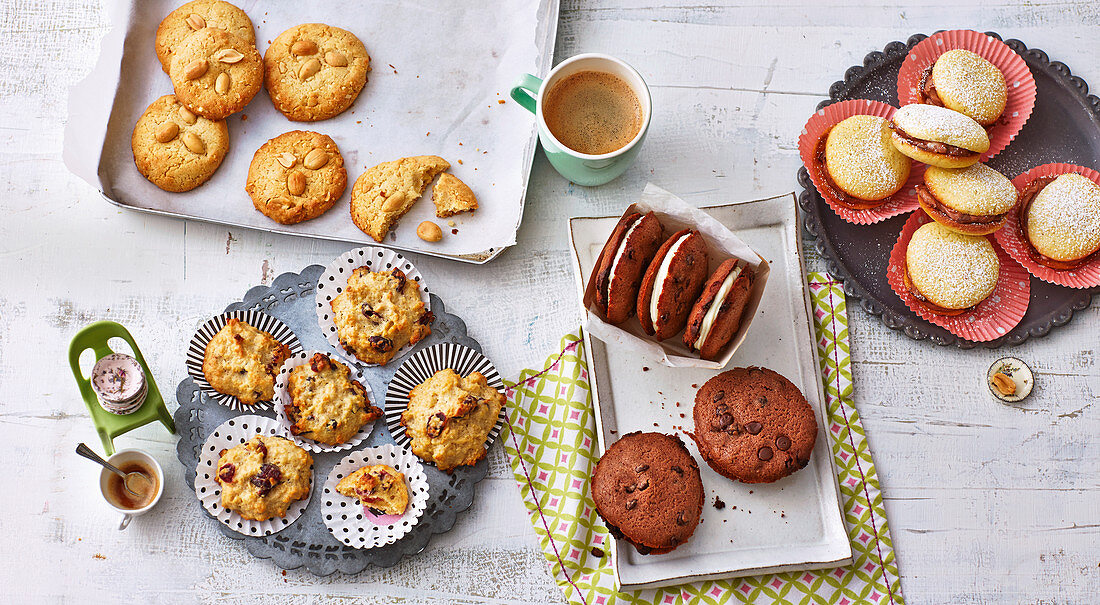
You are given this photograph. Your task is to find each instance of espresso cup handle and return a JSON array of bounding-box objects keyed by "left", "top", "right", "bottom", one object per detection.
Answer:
[
  {"left": 509, "top": 74, "right": 542, "bottom": 114},
  {"left": 118, "top": 514, "right": 132, "bottom": 531}
]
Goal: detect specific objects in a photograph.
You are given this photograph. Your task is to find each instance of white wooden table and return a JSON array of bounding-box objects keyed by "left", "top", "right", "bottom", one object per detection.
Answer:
[{"left": 2, "top": 1, "right": 1097, "bottom": 603}]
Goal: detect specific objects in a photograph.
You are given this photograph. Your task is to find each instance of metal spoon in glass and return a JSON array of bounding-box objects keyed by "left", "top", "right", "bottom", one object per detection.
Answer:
[{"left": 75, "top": 443, "right": 151, "bottom": 498}]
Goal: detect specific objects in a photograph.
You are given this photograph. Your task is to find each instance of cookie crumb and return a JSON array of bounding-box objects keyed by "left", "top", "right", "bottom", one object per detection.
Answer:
[
  {"left": 713, "top": 496, "right": 726, "bottom": 510},
  {"left": 93, "top": 554, "right": 106, "bottom": 560},
  {"left": 590, "top": 546, "right": 604, "bottom": 558},
  {"left": 642, "top": 367, "right": 649, "bottom": 371},
  {"left": 498, "top": 99, "right": 506, "bottom": 104}
]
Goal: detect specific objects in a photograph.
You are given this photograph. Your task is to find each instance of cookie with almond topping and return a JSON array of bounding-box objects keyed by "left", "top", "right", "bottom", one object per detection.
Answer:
[
  {"left": 132, "top": 94, "right": 229, "bottom": 192},
  {"left": 591, "top": 432, "right": 703, "bottom": 554},
  {"left": 691, "top": 367, "right": 817, "bottom": 484},
  {"left": 155, "top": 0, "right": 255, "bottom": 73},
  {"left": 247, "top": 130, "right": 347, "bottom": 225},
  {"left": 264, "top": 23, "right": 371, "bottom": 122},
  {"left": 329, "top": 267, "right": 433, "bottom": 365},
  {"left": 169, "top": 26, "right": 262, "bottom": 120},
  {"left": 350, "top": 155, "right": 451, "bottom": 242}
]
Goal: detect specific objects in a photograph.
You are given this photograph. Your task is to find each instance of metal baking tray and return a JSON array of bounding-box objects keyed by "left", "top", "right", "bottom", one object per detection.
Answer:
[
  {"left": 799, "top": 32, "right": 1100, "bottom": 347},
  {"left": 569, "top": 193, "right": 851, "bottom": 590},
  {"left": 62, "top": 0, "right": 559, "bottom": 264}
]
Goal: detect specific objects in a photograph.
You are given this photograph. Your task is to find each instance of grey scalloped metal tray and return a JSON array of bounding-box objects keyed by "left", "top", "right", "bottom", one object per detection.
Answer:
[
  {"left": 174, "top": 265, "right": 490, "bottom": 575},
  {"left": 798, "top": 32, "right": 1100, "bottom": 348}
]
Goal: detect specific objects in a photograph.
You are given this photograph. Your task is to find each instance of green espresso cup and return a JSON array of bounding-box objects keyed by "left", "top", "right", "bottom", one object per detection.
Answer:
[{"left": 511, "top": 53, "right": 651, "bottom": 186}]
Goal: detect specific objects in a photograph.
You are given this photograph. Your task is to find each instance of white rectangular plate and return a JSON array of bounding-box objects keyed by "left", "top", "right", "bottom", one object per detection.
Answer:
[
  {"left": 63, "top": 0, "right": 559, "bottom": 264},
  {"left": 568, "top": 192, "right": 851, "bottom": 590}
]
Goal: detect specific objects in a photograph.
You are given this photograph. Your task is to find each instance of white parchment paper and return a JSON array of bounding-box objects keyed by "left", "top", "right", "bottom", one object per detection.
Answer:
[
  {"left": 581, "top": 184, "right": 771, "bottom": 368},
  {"left": 63, "top": 0, "right": 558, "bottom": 262}
]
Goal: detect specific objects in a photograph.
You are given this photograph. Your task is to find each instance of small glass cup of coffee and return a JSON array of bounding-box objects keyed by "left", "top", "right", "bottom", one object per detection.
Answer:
[
  {"left": 99, "top": 449, "right": 164, "bottom": 530},
  {"left": 511, "top": 53, "right": 651, "bottom": 186}
]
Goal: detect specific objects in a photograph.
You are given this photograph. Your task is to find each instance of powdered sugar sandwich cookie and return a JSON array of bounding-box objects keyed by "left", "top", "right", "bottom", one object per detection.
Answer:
[
  {"left": 919, "top": 49, "right": 1008, "bottom": 126},
  {"left": 917, "top": 163, "right": 1017, "bottom": 235},
  {"left": 888, "top": 104, "right": 989, "bottom": 169},
  {"left": 1019, "top": 173, "right": 1100, "bottom": 270},
  {"left": 819, "top": 115, "right": 912, "bottom": 210},
  {"left": 903, "top": 222, "right": 999, "bottom": 316}
]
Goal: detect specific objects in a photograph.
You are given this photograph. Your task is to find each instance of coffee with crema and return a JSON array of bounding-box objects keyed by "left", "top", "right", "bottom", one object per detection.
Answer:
[{"left": 543, "top": 71, "right": 643, "bottom": 155}]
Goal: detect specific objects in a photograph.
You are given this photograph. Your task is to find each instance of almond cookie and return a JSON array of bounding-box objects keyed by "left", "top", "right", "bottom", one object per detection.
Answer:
[
  {"left": 400, "top": 369, "right": 505, "bottom": 472},
  {"left": 350, "top": 156, "right": 450, "bottom": 242},
  {"left": 169, "top": 26, "right": 262, "bottom": 120},
  {"left": 330, "top": 267, "right": 433, "bottom": 365},
  {"left": 691, "top": 367, "right": 818, "bottom": 484},
  {"left": 431, "top": 173, "right": 478, "bottom": 217},
  {"left": 154, "top": 0, "right": 255, "bottom": 73},
  {"left": 286, "top": 353, "right": 381, "bottom": 445},
  {"left": 264, "top": 23, "right": 371, "bottom": 122},
  {"left": 246, "top": 131, "right": 347, "bottom": 225},
  {"left": 202, "top": 318, "right": 291, "bottom": 405},
  {"left": 336, "top": 464, "right": 409, "bottom": 515},
  {"left": 131, "top": 94, "right": 229, "bottom": 192},
  {"left": 591, "top": 432, "right": 704, "bottom": 555},
  {"left": 214, "top": 435, "right": 312, "bottom": 522}
]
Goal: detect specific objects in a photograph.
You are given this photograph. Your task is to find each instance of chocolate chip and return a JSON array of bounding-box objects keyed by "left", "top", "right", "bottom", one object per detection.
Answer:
[
  {"left": 757, "top": 446, "right": 773, "bottom": 461},
  {"left": 716, "top": 403, "right": 728, "bottom": 413},
  {"left": 746, "top": 421, "right": 763, "bottom": 435},
  {"left": 713, "top": 496, "right": 725, "bottom": 510},
  {"left": 659, "top": 312, "right": 669, "bottom": 322},
  {"left": 676, "top": 511, "right": 688, "bottom": 526},
  {"left": 776, "top": 435, "right": 791, "bottom": 451},
  {"left": 637, "top": 479, "right": 649, "bottom": 491},
  {"left": 670, "top": 465, "right": 683, "bottom": 475},
  {"left": 624, "top": 485, "right": 635, "bottom": 493},
  {"left": 713, "top": 390, "right": 725, "bottom": 402},
  {"left": 634, "top": 464, "right": 649, "bottom": 473},
  {"left": 625, "top": 499, "right": 637, "bottom": 510},
  {"left": 718, "top": 413, "right": 733, "bottom": 428}
]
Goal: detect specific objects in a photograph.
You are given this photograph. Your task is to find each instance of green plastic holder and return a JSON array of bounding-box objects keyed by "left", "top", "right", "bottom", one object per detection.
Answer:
[{"left": 68, "top": 321, "right": 175, "bottom": 455}]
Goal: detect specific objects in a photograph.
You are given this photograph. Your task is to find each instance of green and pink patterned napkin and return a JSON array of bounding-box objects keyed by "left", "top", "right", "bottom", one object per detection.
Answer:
[{"left": 501, "top": 273, "right": 904, "bottom": 605}]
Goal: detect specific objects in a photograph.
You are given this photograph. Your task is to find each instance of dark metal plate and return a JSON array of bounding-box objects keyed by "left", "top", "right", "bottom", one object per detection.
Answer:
[
  {"left": 175, "top": 265, "right": 490, "bottom": 575},
  {"left": 798, "top": 33, "right": 1100, "bottom": 348}
]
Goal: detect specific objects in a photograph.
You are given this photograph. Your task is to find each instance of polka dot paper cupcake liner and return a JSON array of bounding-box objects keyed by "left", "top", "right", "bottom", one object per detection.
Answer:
[
  {"left": 273, "top": 350, "right": 380, "bottom": 453},
  {"left": 887, "top": 210, "right": 1030, "bottom": 342},
  {"left": 315, "top": 246, "right": 431, "bottom": 368},
  {"left": 194, "top": 414, "right": 313, "bottom": 537},
  {"left": 897, "top": 29, "right": 1036, "bottom": 161},
  {"left": 799, "top": 99, "right": 926, "bottom": 225},
  {"left": 321, "top": 444, "right": 429, "bottom": 549},
  {"left": 994, "top": 163, "right": 1100, "bottom": 288}
]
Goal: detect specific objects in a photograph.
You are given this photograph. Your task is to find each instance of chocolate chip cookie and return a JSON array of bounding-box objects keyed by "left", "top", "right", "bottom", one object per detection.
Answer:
[
  {"left": 264, "top": 23, "right": 371, "bottom": 122},
  {"left": 329, "top": 267, "right": 433, "bottom": 365},
  {"left": 169, "top": 26, "right": 262, "bottom": 120},
  {"left": 214, "top": 435, "right": 312, "bottom": 521},
  {"left": 154, "top": 0, "right": 255, "bottom": 73},
  {"left": 400, "top": 369, "right": 505, "bottom": 472},
  {"left": 246, "top": 130, "right": 347, "bottom": 225},
  {"left": 132, "top": 94, "right": 229, "bottom": 192},
  {"left": 591, "top": 432, "right": 703, "bottom": 555},
  {"left": 691, "top": 367, "right": 817, "bottom": 484}
]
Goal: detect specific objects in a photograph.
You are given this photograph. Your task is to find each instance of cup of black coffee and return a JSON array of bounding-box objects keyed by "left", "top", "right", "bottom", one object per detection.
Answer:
[{"left": 511, "top": 54, "right": 651, "bottom": 186}]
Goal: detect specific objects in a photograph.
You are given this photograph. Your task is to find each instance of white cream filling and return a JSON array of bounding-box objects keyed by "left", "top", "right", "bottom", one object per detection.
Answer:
[
  {"left": 649, "top": 233, "right": 691, "bottom": 324},
  {"left": 694, "top": 263, "right": 743, "bottom": 350},
  {"left": 607, "top": 216, "right": 644, "bottom": 290}
]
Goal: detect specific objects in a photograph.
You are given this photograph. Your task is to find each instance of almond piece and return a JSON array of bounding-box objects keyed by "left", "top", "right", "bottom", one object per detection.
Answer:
[
  {"left": 298, "top": 58, "right": 321, "bottom": 81},
  {"left": 185, "top": 14, "right": 206, "bottom": 31},
  {"left": 184, "top": 58, "right": 208, "bottom": 80},
  {"left": 155, "top": 121, "right": 179, "bottom": 143},
  {"left": 325, "top": 51, "right": 348, "bottom": 67},
  {"left": 277, "top": 152, "right": 297, "bottom": 169},
  {"left": 182, "top": 131, "right": 205, "bottom": 154},
  {"left": 381, "top": 192, "right": 406, "bottom": 212},
  {"left": 215, "top": 72, "right": 230, "bottom": 95},
  {"left": 178, "top": 106, "right": 198, "bottom": 124},
  {"left": 991, "top": 372, "right": 1016, "bottom": 396},
  {"left": 214, "top": 48, "right": 245, "bottom": 64},
  {"left": 291, "top": 39, "right": 318, "bottom": 56},
  {"left": 287, "top": 171, "right": 306, "bottom": 196},
  {"left": 303, "top": 149, "right": 329, "bottom": 170},
  {"left": 417, "top": 221, "right": 443, "bottom": 242}
]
